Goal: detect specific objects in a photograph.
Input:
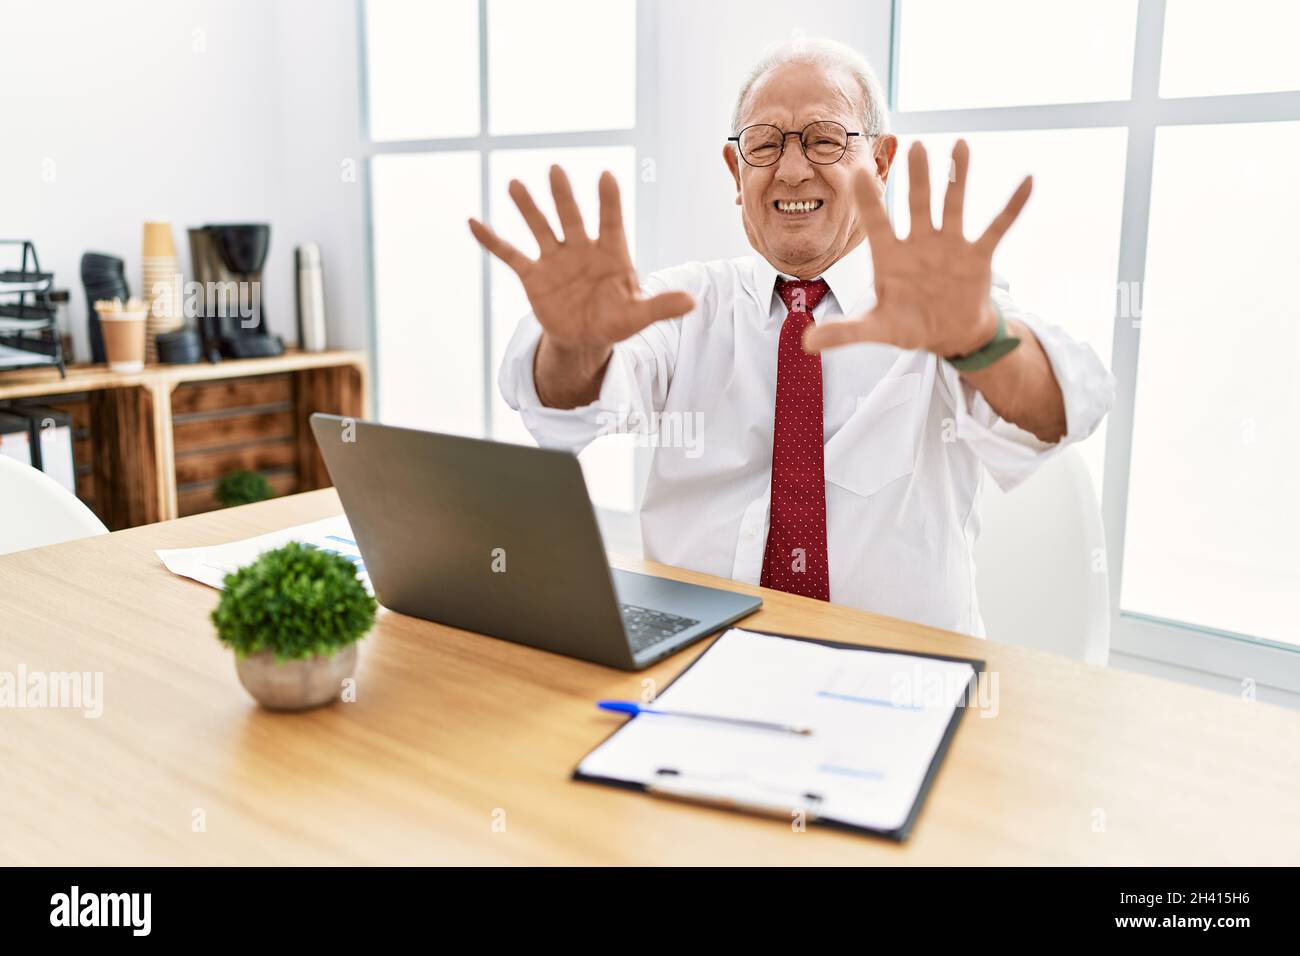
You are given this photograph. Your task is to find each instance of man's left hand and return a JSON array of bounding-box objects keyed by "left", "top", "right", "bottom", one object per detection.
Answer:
[{"left": 803, "top": 140, "right": 1031, "bottom": 359}]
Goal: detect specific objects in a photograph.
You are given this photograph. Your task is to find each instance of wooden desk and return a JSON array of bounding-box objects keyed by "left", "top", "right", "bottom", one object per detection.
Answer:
[{"left": 1, "top": 490, "right": 1297, "bottom": 865}]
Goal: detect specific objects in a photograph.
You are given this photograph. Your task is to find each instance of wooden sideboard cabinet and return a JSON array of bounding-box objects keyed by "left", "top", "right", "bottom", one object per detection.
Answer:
[{"left": 0, "top": 350, "right": 368, "bottom": 529}]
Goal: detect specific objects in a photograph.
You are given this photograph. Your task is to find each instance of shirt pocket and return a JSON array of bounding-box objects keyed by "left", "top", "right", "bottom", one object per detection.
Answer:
[{"left": 824, "top": 372, "right": 923, "bottom": 497}]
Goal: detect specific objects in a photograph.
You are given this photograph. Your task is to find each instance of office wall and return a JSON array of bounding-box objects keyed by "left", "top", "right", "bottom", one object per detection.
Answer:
[
  {"left": 267, "top": 0, "right": 369, "bottom": 351},
  {"left": 0, "top": 0, "right": 369, "bottom": 358},
  {"left": 0, "top": 0, "right": 888, "bottom": 366}
]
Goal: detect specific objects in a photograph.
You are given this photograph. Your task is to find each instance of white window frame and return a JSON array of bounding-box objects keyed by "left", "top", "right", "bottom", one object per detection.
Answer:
[
  {"left": 888, "top": 0, "right": 1300, "bottom": 691},
  {"left": 358, "top": 0, "right": 1300, "bottom": 686},
  {"left": 356, "top": 0, "right": 656, "bottom": 548}
]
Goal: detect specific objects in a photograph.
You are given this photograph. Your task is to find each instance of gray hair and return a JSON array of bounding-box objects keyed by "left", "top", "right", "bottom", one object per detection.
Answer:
[{"left": 730, "top": 37, "right": 891, "bottom": 140}]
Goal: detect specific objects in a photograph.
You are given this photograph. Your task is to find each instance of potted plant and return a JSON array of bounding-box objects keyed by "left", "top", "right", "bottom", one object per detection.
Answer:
[
  {"left": 212, "top": 542, "right": 378, "bottom": 711},
  {"left": 215, "top": 469, "right": 274, "bottom": 508}
]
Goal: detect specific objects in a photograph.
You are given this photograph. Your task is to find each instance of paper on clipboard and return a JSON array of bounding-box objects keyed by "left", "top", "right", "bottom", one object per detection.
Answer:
[
  {"left": 576, "top": 628, "right": 978, "bottom": 836},
  {"left": 155, "top": 515, "right": 372, "bottom": 594}
]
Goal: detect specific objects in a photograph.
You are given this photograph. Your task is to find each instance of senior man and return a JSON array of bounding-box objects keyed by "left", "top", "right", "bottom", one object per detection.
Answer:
[{"left": 469, "top": 38, "right": 1114, "bottom": 636}]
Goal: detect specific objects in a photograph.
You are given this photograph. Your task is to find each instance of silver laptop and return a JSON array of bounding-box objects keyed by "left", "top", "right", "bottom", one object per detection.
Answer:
[{"left": 310, "top": 414, "right": 760, "bottom": 670}]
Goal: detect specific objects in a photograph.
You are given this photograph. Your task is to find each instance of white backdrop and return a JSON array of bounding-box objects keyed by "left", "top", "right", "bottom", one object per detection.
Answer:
[
  {"left": 0, "top": 0, "right": 369, "bottom": 356},
  {"left": 640, "top": 0, "right": 893, "bottom": 272}
]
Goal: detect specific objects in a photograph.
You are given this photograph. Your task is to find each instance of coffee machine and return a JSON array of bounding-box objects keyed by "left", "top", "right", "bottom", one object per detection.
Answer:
[{"left": 188, "top": 224, "right": 284, "bottom": 360}]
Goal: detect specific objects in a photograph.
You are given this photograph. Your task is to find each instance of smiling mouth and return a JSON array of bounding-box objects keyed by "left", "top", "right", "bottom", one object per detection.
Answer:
[{"left": 773, "top": 199, "right": 824, "bottom": 215}]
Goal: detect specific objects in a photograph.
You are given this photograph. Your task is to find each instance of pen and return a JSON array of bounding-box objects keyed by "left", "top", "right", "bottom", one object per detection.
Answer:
[{"left": 597, "top": 699, "right": 813, "bottom": 736}]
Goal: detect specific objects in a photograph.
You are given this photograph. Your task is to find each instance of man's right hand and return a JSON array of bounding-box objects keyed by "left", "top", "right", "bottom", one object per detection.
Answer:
[{"left": 469, "top": 165, "right": 694, "bottom": 408}]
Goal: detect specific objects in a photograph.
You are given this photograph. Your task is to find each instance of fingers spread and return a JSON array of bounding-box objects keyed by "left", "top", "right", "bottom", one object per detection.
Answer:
[
  {"left": 801, "top": 311, "right": 893, "bottom": 353},
  {"left": 468, "top": 218, "right": 531, "bottom": 275},
  {"left": 906, "top": 141, "right": 933, "bottom": 237},
  {"left": 852, "top": 166, "right": 894, "bottom": 248},
  {"left": 508, "top": 179, "right": 558, "bottom": 253},
  {"left": 549, "top": 164, "right": 589, "bottom": 243},
  {"left": 942, "top": 139, "right": 969, "bottom": 233},
  {"left": 597, "top": 171, "right": 628, "bottom": 252},
  {"left": 977, "top": 175, "right": 1033, "bottom": 254}
]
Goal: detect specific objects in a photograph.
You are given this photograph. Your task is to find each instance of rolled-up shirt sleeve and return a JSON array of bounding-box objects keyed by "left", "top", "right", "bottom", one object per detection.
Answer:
[
  {"left": 497, "top": 276, "right": 682, "bottom": 456},
  {"left": 938, "top": 277, "right": 1116, "bottom": 492}
]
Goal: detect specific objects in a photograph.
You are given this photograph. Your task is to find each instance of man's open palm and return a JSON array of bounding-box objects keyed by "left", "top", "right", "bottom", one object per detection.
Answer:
[
  {"left": 803, "top": 140, "right": 1032, "bottom": 358},
  {"left": 469, "top": 166, "right": 694, "bottom": 350}
]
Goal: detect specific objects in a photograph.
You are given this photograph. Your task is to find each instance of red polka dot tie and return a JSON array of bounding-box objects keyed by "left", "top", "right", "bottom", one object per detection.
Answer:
[{"left": 760, "top": 278, "right": 831, "bottom": 601}]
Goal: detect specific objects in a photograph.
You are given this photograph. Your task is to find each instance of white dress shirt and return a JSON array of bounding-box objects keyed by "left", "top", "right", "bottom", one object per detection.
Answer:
[{"left": 498, "top": 240, "right": 1115, "bottom": 636}]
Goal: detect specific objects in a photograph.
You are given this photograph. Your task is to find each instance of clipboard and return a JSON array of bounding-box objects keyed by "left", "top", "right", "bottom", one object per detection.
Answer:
[{"left": 572, "top": 627, "right": 985, "bottom": 842}]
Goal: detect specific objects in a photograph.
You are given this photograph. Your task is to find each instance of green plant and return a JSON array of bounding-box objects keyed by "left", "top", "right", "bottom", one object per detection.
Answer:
[
  {"left": 212, "top": 542, "right": 377, "bottom": 662},
  {"left": 215, "top": 469, "right": 274, "bottom": 508}
]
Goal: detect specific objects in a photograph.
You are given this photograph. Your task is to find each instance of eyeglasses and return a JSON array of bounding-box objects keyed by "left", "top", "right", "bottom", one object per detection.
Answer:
[{"left": 728, "top": 121, "right": 863, "bottom": 167}]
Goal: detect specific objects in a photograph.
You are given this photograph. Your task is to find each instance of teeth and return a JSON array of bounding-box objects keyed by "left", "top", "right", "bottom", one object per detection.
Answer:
[{"left": 776, "top": 200, "right": 822, "bottom": 212}]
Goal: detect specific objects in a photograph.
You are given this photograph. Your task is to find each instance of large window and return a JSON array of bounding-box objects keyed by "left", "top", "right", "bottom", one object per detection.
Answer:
[
  {"left": 892, "top": 0, "right": 1300, "bottom": 687},
  {"left": 361, "top": 0, "right": 1300, "bottom": 688},
  {"left": 362, "top": 0, "right": 641, "bottom": 520}
]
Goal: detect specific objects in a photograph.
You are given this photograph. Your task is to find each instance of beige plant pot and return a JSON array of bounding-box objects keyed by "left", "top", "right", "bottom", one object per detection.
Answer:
[{"left": 234, "top": 645, "right": 357, "bottom": 711}]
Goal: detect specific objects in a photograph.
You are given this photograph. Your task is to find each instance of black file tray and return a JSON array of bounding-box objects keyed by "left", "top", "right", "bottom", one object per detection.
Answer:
[{"left": 0, "top": 240, "right": 66, "bottom": 377}]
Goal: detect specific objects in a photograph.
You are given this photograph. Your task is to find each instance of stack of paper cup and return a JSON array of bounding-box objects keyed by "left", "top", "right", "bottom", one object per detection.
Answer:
[{"left": 142, "top": 221, "right": 184, "bottom": 364}]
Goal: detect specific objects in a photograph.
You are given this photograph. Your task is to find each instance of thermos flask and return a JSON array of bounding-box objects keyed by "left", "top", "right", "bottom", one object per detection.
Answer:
[{"left": 295, "top": 242, "right": 327, "bottom": 352}]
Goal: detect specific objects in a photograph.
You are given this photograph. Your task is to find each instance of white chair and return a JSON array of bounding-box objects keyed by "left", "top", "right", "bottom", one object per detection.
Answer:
[
  {"left": 0, "top": 455, "right": 108, "bottom": 556},
  {"left": 973, "top": 448, "right": 1110, "bottom": 665}
]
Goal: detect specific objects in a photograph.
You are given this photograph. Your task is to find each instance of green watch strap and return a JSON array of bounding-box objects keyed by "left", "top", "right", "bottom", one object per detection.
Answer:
[{"left": 945, "top": 302, "right": 1021, "bottom": 372}]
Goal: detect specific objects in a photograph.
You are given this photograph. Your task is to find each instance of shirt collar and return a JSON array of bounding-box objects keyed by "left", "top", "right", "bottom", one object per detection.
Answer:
[{"left": 746, "top": 239, "right": 875, "bottom": 318}]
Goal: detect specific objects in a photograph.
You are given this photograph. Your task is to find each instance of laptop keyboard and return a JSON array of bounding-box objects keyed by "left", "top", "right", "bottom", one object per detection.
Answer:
[{"left": 620, "top": 603, "right": 701, "bottom": 653}]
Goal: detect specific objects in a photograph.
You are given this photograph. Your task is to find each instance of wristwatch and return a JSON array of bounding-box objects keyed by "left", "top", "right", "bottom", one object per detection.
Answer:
[{"left": 945, "top": 301, "right": 1021, "bottom": 372}]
